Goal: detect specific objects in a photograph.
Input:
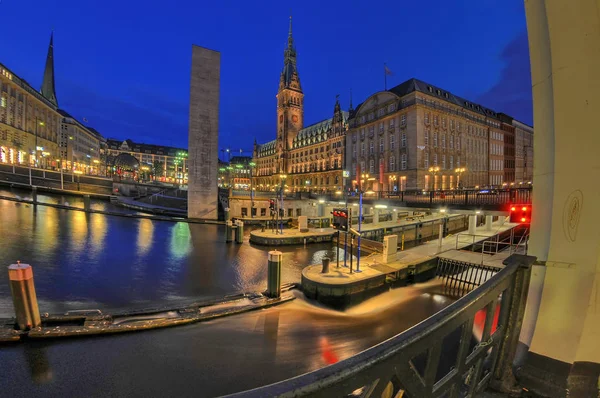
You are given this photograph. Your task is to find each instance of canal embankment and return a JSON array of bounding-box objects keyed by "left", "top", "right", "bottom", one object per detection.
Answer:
[{"left": 301, "top": 219, "right": 520, "bottom": 309}]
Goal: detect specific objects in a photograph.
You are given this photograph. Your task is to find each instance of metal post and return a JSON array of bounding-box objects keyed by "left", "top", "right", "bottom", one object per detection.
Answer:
[
  {"left": 350, "top": 236, "right": 353, "bottom": 274},
  {"left": 343, "top": 230, "right": 348, "bottom": 267},
  {"left": 267, "top": 250, "right": 282, "bottom": 298},
  {"left": 235, "top": 221, "right": 244, "bottom": 244},
  {"left": 60, "top": 165, "right": 64, "bottom": 190},
  {"left": 401, "top": 233, "right": 405, "bottom": 251},
  {"left": 337, "top": 231, "right": 340, "bottom": 268},
  {"left": 31, "top": 186, "right": 37, "bottom": 204},
  {"left": 437, "top": 223, "right": 443, "bottom": 253},
  {"left": 8, "top": 261, "right": 41, "bottom": 330},
  {"left": 29, "top": 166, "right": 32, "bottom": 186},
  {"left": 226, "top": 220, "right": 233, "bottom": 243},
  {"left": 357, "top": 191, "right": 363, "bottom": 273}
]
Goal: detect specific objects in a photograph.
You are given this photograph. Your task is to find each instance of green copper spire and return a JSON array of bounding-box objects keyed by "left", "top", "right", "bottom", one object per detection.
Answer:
[{"left": 40, "top": 32, "right": 58, "bottom": 107}]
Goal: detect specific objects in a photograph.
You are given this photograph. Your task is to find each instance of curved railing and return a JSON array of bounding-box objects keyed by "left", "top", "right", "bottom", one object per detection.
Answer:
[{"left": 225, "top": 254, "right": 534, "bottom": 398}]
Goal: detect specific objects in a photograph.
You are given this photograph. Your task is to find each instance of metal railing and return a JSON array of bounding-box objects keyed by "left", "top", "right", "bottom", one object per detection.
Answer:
[{"left": 226, "top": 254, "right": 535, "bottom": 398}]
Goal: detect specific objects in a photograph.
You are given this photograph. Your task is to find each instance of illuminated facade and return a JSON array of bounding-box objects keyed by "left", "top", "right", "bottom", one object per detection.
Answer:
[
  {"left": 345, "top": 78, "right": 534, "bottom": 191},
  {"left": 0, "top": 35, "right": 62, "bottom": 168},
  {"left": 218, "top": 156, "right": 253, "bottom": 189},
  {"left": 58, "top": 110, "right": 104, "bottom": 175},
  {"left": 252, "top": 17, "right": 348, "bottom": 193},
  {"left": 104, "top": 139, "right": 188, "bottom": 184}
]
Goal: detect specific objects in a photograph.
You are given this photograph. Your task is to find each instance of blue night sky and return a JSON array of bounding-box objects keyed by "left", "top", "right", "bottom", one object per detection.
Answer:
[{"left": 0, "top": 0, "right": 531, "bottom": 156}]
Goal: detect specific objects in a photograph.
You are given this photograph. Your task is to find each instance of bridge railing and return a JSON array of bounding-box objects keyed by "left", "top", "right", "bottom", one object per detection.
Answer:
[
  {"left": 378, "top": 188, "right": 532, "bottom": 207},
  {"left": 226, "top": 254, "right": 535, "bottom": 398}
]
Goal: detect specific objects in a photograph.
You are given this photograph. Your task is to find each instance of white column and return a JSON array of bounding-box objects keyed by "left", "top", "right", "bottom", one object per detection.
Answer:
[
  {"left": 468, "top": 215, "right": 477, "bottom": 235},
  {"left": 392, "top": 209, "right": 398, "bottom": 223},
  {"left": 523, "top": 0, "right": 600, "bottom": 385},
  {"left": 485, "top": 215, "right": 493, "bottom": 232},
  {"left": 373, "top": 209, "right": 380, "bottom": 224}
]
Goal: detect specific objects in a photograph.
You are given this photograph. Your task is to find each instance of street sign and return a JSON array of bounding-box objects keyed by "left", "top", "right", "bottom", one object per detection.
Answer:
[{"left": 342, "top": 170, "right": 350, "bottom": 178}]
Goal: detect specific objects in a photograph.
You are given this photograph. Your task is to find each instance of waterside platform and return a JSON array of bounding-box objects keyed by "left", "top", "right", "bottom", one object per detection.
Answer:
[
  {"left": 250, "top": 228, "right": 336, "bottom": 246},
  {"left": 301, "top": 221, "right": 519, "bottom": 309},
  {"left": 0, "top": 284, "right": 296, "bottom": 343}
]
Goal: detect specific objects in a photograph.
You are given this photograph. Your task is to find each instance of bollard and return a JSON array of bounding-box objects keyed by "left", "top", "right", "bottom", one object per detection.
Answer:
[
  {"left": 31, "top": 186, "right": 37, "bottom": 204},
  {"left": 485, "top": 215, "right": 493, "bottom": 232},
  {"left": 437, "top": 223, "right": 443, "bottom": 253},
  {"left": 235, "top": 220, "right": 244, "bottom": 243},
  {"left": 267, "top": 251, "right": 282, "bottom": 298},
  {"left": 83, "top": 194, "right": 91, "bottom": 212},
  {"left": 226, "top": 220, "right": 233, "bottom": 243},
  {"left": 8, "top": 261, "right": 41, "bottom": 330},
  {"left": 468, "top": 215, "right": 477, "bottom": 235},
  {"left": 224, "top": 207, "right": 230, "bottom": 222},
  {"left": 321, "top": 257, "right": 330, "bottom": 273}
]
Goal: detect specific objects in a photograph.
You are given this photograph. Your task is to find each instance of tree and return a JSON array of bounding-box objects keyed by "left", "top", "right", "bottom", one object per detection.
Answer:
[{"left": 152, "top": 160, "right": 165, "bottom": 180}]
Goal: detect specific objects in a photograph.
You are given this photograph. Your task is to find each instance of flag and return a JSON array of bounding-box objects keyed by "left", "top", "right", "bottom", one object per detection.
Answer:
[
  {"left": 356, "top": 163, "right": 361, "bottom": 191},
  {"left": 384, "top": 64, "right": 393, "bottom": 76},
  {"left": 379, "top": 161, "right": 385, "bottom": 185}
]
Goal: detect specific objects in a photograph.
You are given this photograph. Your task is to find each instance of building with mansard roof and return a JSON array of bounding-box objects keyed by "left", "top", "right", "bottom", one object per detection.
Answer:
[
  {"left": 252, "top": 17, "right": 348, "bottom": 193},
  {"left": 345, "top": 78, "right": 533, "bottom": 192}
]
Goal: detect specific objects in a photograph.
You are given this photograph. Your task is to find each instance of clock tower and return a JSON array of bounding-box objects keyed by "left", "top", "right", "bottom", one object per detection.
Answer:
[{"left": 276, "top": 16, "right": 304, "bottom": 173}]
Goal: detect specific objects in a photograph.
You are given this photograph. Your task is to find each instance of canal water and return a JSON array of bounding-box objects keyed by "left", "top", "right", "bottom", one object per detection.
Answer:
[{"left": 0, "top": 188, "right": 457, "bottom": 397}]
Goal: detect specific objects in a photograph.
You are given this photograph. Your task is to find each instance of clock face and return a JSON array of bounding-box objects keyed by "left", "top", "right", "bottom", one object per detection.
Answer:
[{"left": 292, "top": 115, "right": 299, "bottom": 123}]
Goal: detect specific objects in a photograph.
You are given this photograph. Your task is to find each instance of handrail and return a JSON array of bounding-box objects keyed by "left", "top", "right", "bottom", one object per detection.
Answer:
[{"left": 226, "top": 254, "right": 536, "bottom": 398}]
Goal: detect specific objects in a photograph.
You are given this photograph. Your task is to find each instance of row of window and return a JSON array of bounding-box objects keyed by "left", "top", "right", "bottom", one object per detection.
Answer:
[
  {"left": 423, "top": 153, "right": 461, "bottom": 170},
  {"left": 424, "top": 131, "right": 460, "bottom": 149}
]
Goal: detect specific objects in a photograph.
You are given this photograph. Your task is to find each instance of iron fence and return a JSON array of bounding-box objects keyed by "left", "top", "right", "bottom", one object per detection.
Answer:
[{"left": 225, "top": 254, "right": 535, "bottom": 398}]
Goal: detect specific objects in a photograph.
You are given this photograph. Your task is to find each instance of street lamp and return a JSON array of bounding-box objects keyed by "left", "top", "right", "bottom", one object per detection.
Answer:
[
  {"left": 249, "top": 161, "right": 256, "bottom": 217},
  {"left": 428, "top": 166, "right": 440, "bottom": 191},
  {"left": 33, "top": 119, "right": 45, "bottom": 168},
  {"left": 454, "top": 167, "right": 466, "bottom": 189}
]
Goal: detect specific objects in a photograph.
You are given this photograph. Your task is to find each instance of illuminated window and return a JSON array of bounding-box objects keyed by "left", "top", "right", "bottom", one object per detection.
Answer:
[
  {"left": 424, "top": 152, "right": 429, "bottom": 168},
  {"left": 424, "top": 130, "right": 429, "bottom": 146},
  {"left": 401, "top": 154, "right": 407, "bottom": 170},
  {"left": 0, "top": 97, "right": 5, "bottom": 108}
]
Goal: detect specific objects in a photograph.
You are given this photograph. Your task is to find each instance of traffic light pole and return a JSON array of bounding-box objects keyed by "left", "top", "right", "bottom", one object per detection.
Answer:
[
  {"left": 344, "top": 189, "right": 348, "bottom": 268},
  {"left": 356, "top": 191, "right": 363, "bottom": 273}
]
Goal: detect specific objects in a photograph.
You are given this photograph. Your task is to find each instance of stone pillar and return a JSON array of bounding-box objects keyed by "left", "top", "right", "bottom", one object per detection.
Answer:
[
  {"left": 8, "top": 262, "right": 41, "bottom": 330},
  {"left": 187, "top": 45, "right": 220, "bottom": 219},
  {"left": 382, "top": 235, "right": 398, "bottom": 264},
  {"left": 267, "top": 251, "right": 282, "bottom": 298},
  {"left": 392, "top": 210, "right": 398, "bottom": 223},
  {"left": 373, "top": 209, "right": 380, "bottom": 224},
  {"left": 31, "top": 186, "right": 37, "bottom": 204},
  {"left": 298, "top": 215, "right": 308, "bottom": 232},
  {"left": 519, "top": 1, "right": 600, "bottom": 396},
  {"left": 468, "top": 215, "right": 477, "bottom": 235},
  {"left": 317, "top": 203, "right": 324, "bottom": 217},
  {"left": 485, "top": 215, "right": 493, "bottom": 231}
]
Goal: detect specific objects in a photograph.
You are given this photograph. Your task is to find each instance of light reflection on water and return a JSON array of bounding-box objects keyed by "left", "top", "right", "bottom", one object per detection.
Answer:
[{"left": 0, "top": 195, "right": 343, "bottom": 317}]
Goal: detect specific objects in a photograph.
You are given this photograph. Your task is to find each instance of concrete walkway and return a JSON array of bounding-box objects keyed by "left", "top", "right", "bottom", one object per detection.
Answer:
[{"left": 303, "top": 219, "right": 518, "bottom": 286}]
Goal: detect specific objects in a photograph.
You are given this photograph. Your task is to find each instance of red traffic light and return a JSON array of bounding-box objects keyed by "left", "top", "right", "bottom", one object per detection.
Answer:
[{"left": 509, "top": 204, "right": 531, "bottom": 224}]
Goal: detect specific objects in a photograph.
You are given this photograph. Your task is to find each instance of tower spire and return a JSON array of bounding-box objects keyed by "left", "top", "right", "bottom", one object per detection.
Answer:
[
  {"left": 349, "top": 88, "right": 354, "bottom": 112},
  {"left": 280, "top": 14, "right": 301, "bottom": 91},
  {"left": 40, "top": 31, "right": 58, "bottom": 107}
]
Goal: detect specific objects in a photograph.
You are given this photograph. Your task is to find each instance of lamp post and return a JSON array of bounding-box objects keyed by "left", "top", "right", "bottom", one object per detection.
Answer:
[
  {"left": 428, "top": 166, "right": 440, "bottom": 191},
  {"left": 34, "top": 119, "right": 45, "bottom": 169},
  {"left": 455, "top": 167, "right": 466, "bottom": 189},
  {"left": 249, "top": 162, "right": 256, "bottom": 217}
]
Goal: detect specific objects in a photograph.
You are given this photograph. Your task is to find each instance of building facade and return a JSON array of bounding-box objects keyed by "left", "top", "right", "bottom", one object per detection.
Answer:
[
  {"left": 104, "top": 139, "right": 188, "bottom": 184},
  {"left": 345, "top": 78, "right": 534, "bottom": 191},
  {"left": 252, "top": 18, "right": 348, "bottom": 193},
  {"left": 253, "top": 17, "right": 348, "bottom": 192},
  {"left": 59, "top": 110, "right": 104, "bottom": 175},
  {"left": 0, "top": 35, "right": 62, "bottom": 169},
  {"left": 218, "top": 156, "right": 253, "bottom": 189},
  {"left": 513, "top": 119, "right": 534, "bottom": 185}
]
